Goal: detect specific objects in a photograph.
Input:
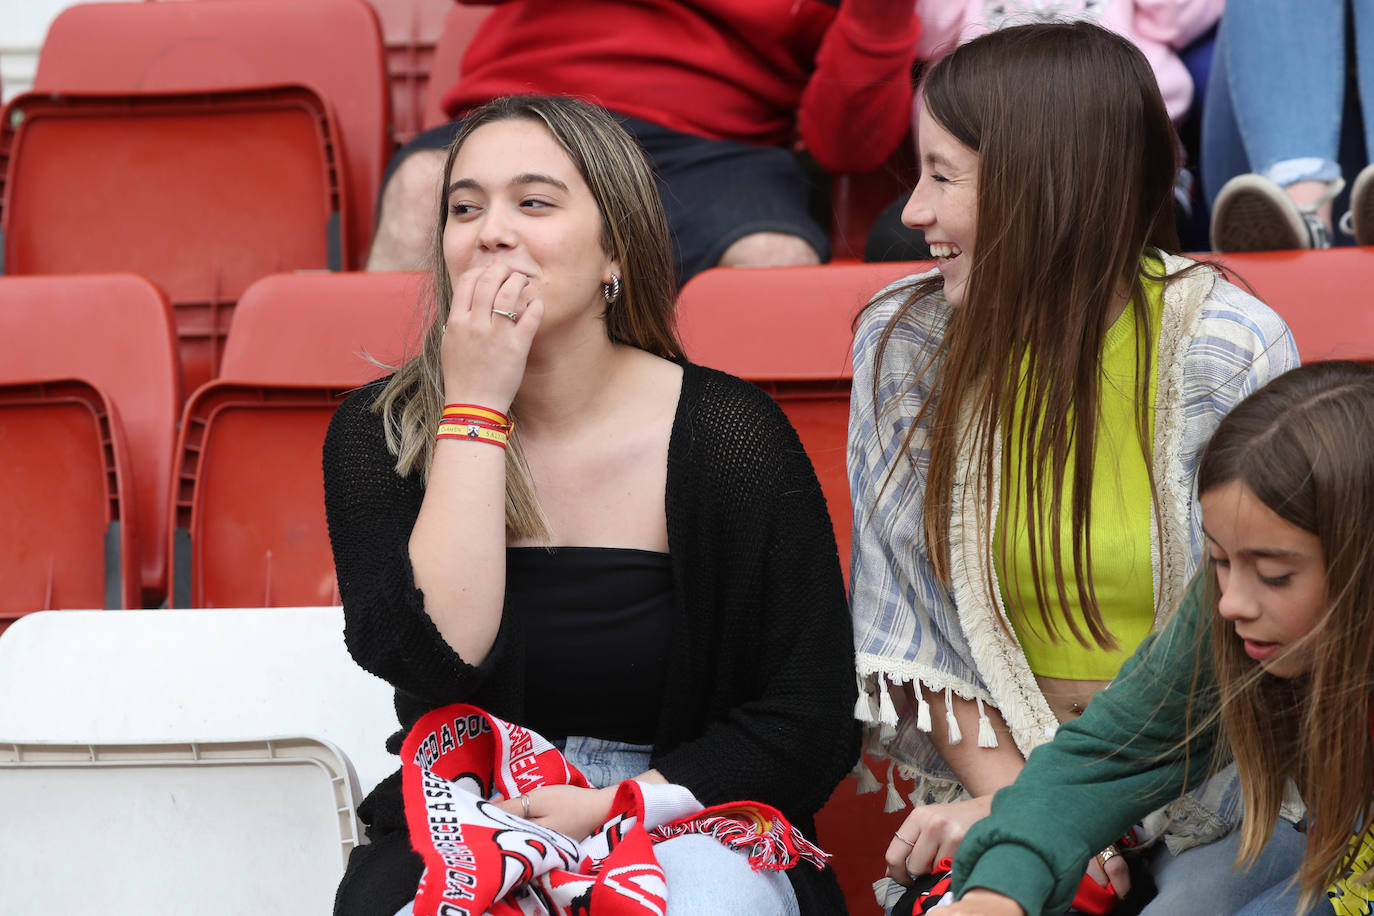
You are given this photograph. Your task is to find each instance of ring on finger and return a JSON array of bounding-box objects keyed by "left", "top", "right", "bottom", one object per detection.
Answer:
[
  {"left": 893, "top": 831, "right": 915, "bottom": 846},
  {"left": 492, "top": 308, "right": 519, "bottom": 322},
  {"left": 1097, "top": 844, "right": 1120, "bottom": 868},
  {"left": 519, "top": 793, "right": 530, "bottom": 819}
]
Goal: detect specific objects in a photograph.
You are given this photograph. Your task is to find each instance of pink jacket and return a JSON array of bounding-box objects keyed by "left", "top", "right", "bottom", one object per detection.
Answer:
[{"left": 913, "top": 0, "right": 1224, "bottom": 123}]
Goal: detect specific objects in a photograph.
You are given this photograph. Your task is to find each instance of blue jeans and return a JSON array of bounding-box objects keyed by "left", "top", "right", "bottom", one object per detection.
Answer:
[
  {"left": 1140, "top": 816, "right": 1312, "bottom": 915},
  {"left": 558, "top": 736, "right": 800, "bottom": 916},
  {"left": 1201, "top": 0, "right": 1374, "bottom": 207}
]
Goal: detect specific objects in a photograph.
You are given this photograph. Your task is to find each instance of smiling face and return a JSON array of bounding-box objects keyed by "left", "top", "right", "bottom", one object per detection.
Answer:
[
  {"left": 903, "top": 103, "right": 980, "bottom": 308},
  {"left": 1201, "top": 480, "right": 1328, "bottom": 679},
  {"left": 442, "top": 118, "right": 619, "bottom": 328}
]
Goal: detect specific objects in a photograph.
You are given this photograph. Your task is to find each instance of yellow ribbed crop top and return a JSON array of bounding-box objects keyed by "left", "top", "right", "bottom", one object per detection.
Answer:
[{"left": 995, "top": 272, "right": 1164, "bottom": 681}]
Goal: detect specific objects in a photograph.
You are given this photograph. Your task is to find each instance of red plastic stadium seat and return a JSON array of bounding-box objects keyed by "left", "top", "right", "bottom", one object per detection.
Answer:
[
  {"left": 1207, "top": 248, "right": 1374, "bottom": 361},
  {"left": 677, "top": 262, "right": 931, "bottom": 577},
  {"left": 831, "top": 142, "right": 917, "bottom": 262},
  {"left": 420, "top": 3, "right": 494, "bottom": 130},
  {"left": 221, "top": 271, "right": 428, "bottom": 384},
  {"left": 367, "top": 0, "right": 456, "bottom": 145},
  {"left": 168, "top": 384, "right": 350, "bottom": 609},
  {"left": 815, "top": 767, "right": 901, "bottom": 915},
  {"left": 33, "top": 0, "right": 388, "bottom": 269},
  {"left": 169, "top": 270, "right": 431, "bottom": 608},
  {"left": 0, "top": 380, "right": 139, "bottom": 629},
  {"left": 0, "top": 86, "right": 347, "bottom": 394},
  {"left": 0, "top": 274, "right": 180, "bottom": 605}
]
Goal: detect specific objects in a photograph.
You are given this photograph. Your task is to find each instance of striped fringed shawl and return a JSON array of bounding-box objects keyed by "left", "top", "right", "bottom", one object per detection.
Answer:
[{"left": 848, "top": 253, "right": 1300, "bottom": 848}]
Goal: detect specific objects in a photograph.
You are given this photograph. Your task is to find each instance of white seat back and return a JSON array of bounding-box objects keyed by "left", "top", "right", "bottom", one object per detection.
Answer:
[
  {"left": 1, "top": 737, "right": 356, "bottom": 913},
  {"left": 0, "top": 607, "right": 399, "bottom": 796}
]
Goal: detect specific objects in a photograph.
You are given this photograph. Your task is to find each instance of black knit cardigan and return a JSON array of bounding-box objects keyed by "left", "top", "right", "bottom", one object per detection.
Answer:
[{"left": 323, "top": 362, "right": 860, "bottom": 914}]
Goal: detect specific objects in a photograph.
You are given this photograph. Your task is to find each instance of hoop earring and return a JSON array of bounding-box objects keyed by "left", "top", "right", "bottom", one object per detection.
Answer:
[{"left": 602, "top": 274, "right": 621, "bottom": 304}]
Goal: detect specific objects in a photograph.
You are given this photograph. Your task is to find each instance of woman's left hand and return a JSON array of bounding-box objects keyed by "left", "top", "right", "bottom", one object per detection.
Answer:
[
  {"left": 494, "top": 785, "right": 618, "bottom": 842},
  {"left": 886, "top": 795, "right": 992, "bottom": 883}
]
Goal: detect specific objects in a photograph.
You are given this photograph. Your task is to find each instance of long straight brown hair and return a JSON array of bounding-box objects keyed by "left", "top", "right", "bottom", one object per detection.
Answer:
[
  {"left": 374, "top": 95, "right": 683, "bottom": 540},
  {"left": 869, "top": 22, "right": 1186, "bottom": 648},
  {"left": 1194, "top": 360, "right": 1374, "bottom": 907}
]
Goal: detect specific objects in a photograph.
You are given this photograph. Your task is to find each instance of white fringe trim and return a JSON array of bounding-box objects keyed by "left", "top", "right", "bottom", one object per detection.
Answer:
[
  {"left": 943, "top": 686, "right": 962, "bottom": 745},
  {"left": 975, "top": 697, "right": 997, "bottom": 748},
  {"left": 877, "top": 676, "right": 900, "bottom": 728},
  {"left": 1151, "top": 252, "right": 1209, "bottom": 630},
  {"left": 852, "top": 757, "right": 881, "bottom": 795},
  {"left": 947, "top": 414, "right": 1060, "bottom": 759},
  {"left": 914, "top": 680, "right": 932, "bottom": 733},
  {"left": 883, "top": 760, "right": 906, "bottom": 813}
]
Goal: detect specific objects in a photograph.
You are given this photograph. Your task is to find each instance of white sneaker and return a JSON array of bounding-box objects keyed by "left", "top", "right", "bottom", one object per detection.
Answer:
[{"left": 1211, "top": 173, "right": 1340, "bottom": 252}]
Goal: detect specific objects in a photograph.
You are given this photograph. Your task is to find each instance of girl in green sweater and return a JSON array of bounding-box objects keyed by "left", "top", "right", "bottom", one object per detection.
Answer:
[{"left": 942, "top": 359, "right": 1374, "bottom": 915}]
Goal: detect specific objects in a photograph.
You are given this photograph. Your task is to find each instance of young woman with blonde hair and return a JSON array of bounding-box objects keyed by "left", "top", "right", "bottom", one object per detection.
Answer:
[
  {"left": 847, "top": 21, "right": 1300, "bottom": 912},
  {"left": 944, "top": 359, "right": 1374, "bottom": 915},
  {"left": 324, "top": 94, "right": 857, "bottom": 916}
]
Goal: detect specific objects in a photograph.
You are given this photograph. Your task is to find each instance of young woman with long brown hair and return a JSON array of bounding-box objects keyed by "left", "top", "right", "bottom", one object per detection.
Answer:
[
  {"left": 941, "top": 359, "right": 1374, "bottom": 916},
  {"left": 323, "top": 95, "right": 858, "bottom": 916},
  {"left": 847, "top": 21, "right": 1300, "bottom": 911}
]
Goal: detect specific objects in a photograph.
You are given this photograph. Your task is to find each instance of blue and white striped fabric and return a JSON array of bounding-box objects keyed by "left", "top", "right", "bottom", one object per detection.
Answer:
[{"left": 848, "top": 254, "right": 1299, "bottom": 840}]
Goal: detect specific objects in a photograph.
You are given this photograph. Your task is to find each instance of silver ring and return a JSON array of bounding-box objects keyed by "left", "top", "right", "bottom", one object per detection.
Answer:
[
  {"left": 493, "top": 309, "right": 519, "bottom": 322},
  {"left": 519, "top": 793, "right": 530, "bottom": 819}
]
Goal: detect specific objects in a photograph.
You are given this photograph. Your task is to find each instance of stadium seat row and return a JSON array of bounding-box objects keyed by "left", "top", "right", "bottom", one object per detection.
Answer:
[{"left": 4, "top": 250, "right": 1370, "bottom": 617}]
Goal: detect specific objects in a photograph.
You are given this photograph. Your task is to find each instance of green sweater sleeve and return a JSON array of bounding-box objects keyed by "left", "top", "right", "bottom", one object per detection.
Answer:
[{"left": 951, "top": 574, "right": 1225, "bottom": 915}]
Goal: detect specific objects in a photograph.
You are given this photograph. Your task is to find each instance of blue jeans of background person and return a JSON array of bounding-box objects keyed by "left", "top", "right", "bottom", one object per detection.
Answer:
[
  {"left": 1141, "top": 815, "right": 1312, "bottom": 915},
  {"left": 1201, "top": 0, "right": 1374, "bottom": 208}
]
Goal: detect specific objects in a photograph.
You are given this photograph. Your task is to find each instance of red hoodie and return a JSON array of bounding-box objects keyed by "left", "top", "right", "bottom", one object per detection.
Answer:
[{"left": 442, "top": 0, "right": 919, "bottom": 174}]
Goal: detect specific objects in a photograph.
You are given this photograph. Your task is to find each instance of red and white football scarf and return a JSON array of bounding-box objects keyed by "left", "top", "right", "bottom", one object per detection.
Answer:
[{"left": 401, "top": 704, "right": 829, "bottom": 916}]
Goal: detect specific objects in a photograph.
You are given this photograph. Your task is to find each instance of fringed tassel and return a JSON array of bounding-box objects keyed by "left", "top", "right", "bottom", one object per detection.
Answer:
[
  {"left": 914, "top": 680, "right": 933, "bottom": 733},
  {"left": 853, "top": 685, "right": 872, "bottom": 722},
  {"left": 877, "top": 676, "right": 900, "bottom": 727},
  {"left": 883, "top": 760, "right": 906, "bottom": 813},
  {"left": 944, "top": 687, "right": 962, "bottom": 745},
  {"left": 975, "top": 697, "right": 998, "bottom": 748},
  {"left": 877, "top": 675, "right": 899, "bottom": 742},
  {"left": 852, "top": 758, "right": 881, "bottom": 795}
]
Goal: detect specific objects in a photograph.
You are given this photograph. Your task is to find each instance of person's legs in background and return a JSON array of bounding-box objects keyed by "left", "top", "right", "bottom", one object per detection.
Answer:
[
  {"left": 624, "top": 116, "right": 827, "bottom": 285},
  {"left": 364, "top": 112, "right": 829, "bottom": 284},
  {"left": 1205, "top": 0, "right": 1348, "bottom": 250},
  {"left": 366, "top": 121, "right": 464, "bottom": 271},
  {"left": 1344, "top": 0, "right": 1374, "bottom": 244}
]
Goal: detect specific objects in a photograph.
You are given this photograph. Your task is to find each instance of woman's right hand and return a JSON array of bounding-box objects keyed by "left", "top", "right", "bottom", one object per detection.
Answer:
[
  {"left": 441, "top": 263, "right": 544, "bottom": 410},
  {"left": 937, "top": 889, "right": 1026, "bottom": 915}
]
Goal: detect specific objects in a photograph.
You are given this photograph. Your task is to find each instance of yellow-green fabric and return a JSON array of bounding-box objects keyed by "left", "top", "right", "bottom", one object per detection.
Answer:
[{"left": 995, "top": 274, "right": 1165, "bottom": 681}]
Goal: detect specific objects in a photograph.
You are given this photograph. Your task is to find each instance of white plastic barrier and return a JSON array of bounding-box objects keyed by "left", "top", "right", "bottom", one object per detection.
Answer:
[
  {"left": 1, "top": 737, "right": 357, "bottom": 912},
  {"left": 0, "top": 607, "right": 399, "bottom": 798}
]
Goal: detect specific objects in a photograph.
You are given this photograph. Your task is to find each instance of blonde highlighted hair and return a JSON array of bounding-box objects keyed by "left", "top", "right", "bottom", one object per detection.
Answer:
[{"left": 372, "top": 95, "right": 683, "bottom": 540}]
